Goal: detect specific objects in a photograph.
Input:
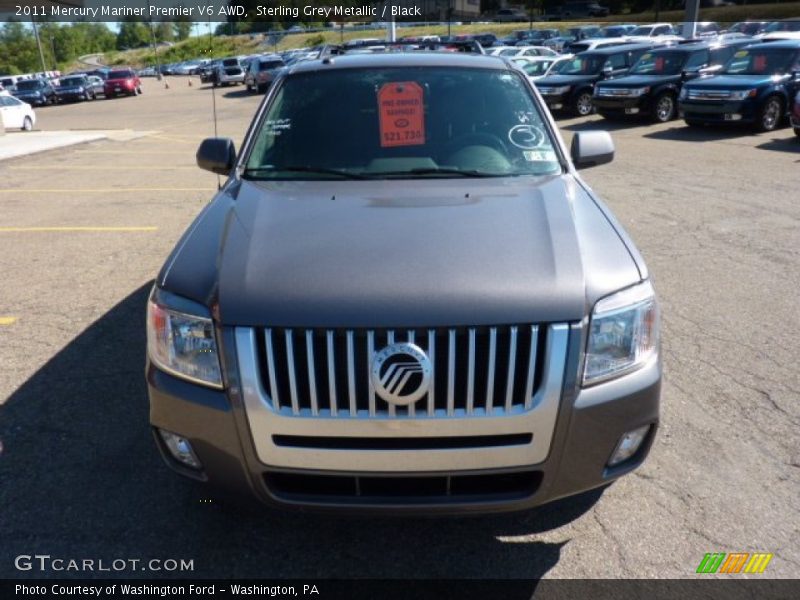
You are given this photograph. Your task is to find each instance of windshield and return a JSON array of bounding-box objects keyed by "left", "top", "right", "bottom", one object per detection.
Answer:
[
  {"left": 515, "top": 59, "right": 554, "bottom": 76},
  {"left": 16, "top": 80, "right": 42, "bottom": 90},
  {"left": 59, "top": 77, "right": 86, "bottom": 87},
  {"left": 723, "top": 47, "right": 796, "bottom": 75},
  {"left": 630, "top": 26, "right": 653, "bottom": 36},
  {"left": 764, "top": 20, "right": 800, "bottom": 33},
  {"left": 259, "top": 61, "right": 284, "bottom": 71},
  {"left": 554, "top": 55, "right": 603, "bottom": 75},
  {"left": 222, "top": 59, "right": 240, "bottom": 67},
  {"left": 108, "top": 71, "right": 132, "bottom": 79},
  {"left": 244, "top": 67, "right": 561, "bottom": 180},
  {"left": 499, "top": 48, "right": 519, "bottom": 56},
  {"left": 630, "top": 51, "right": 687, "bottom": 75}
]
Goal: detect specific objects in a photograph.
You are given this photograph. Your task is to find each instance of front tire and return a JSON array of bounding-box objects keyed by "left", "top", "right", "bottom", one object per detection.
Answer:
[
  {"left": 573, "top": 91, "right": 594, "bottom": 117},
  {"left": 22, "top": 116, "right": 33, "bottom": 131},
  {"left": 652, "top": 92, "right": 676, "bottom": 123},
  {"left": 794, "top": 127, "right": 800, "bottom": 139},
  {"left": 754, "top": 96, "right": 783, "bottom": 132}
]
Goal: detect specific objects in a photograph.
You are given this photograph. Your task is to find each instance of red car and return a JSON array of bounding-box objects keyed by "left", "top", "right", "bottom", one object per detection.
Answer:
[
  {"left": 104, "top": 69, "right": 142, "bottom": 98},
  {"left": 792, "top": 91, "right": 800, "bottom": 138}
]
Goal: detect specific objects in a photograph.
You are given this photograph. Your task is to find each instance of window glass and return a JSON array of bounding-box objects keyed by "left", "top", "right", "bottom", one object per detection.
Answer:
[{"left": 245, "top": 67, "right": 561, "bottom": 180}]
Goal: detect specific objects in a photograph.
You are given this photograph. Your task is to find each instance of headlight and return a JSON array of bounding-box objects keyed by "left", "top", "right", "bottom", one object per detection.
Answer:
[
  {"left": 583, "top": 280, "right": 659, "bottom": 386},
  {"left": 630, "top": 86, "right": 650, "bottom": 96},
  {"left": 552, "top": 85, "right": 572, "bottom": 95},
  {"left": 679, "top": 87, "right": 688, "bottom": 100},
  {"left": 729, "top": 89, "right": 757, "bottom": 100},
  {"left": 147, "top": 291, "right": 223, "bottom": 388}
]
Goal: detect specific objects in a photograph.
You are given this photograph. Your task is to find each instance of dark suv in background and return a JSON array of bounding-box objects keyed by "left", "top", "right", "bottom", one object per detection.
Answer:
[
  {"left": 537, "top": 43, "right": 657, "bottom": 116},
  {"left": 594, "top": 39, "right": 754, "bottom": 122},
  {"left": 11, "top": 78, "right": 56, "bottom": 106},
  {"left": 679, "top": 40, "right": 800, "bottom": 131}
]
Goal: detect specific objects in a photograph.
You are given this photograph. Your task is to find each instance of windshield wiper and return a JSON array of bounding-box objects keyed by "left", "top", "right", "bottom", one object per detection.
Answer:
[
  {"left": 365, "top": 167, "right": 509, "bottom": 178},
  {"left": 242, "top": 166, "right": 368, "bottom": 180}
]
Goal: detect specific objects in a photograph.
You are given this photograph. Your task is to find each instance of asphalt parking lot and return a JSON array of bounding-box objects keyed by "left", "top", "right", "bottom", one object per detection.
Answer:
[{"left": 0, "top": 77, "right": 798, "bottom": 579}]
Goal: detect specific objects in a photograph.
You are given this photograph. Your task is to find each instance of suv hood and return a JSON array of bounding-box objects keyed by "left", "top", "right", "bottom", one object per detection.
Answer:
[
  {"left": 173, "top": 176, "right": 642, "bottom": 329},
  {"left": 685, "top": 74, "right": 781, "bottom": 89},
  {"left": 597, "top": 73, "right": 680, "bottom": 87},
  {"left": 537, "top": 74, "right": 598, "bottom": 87}
]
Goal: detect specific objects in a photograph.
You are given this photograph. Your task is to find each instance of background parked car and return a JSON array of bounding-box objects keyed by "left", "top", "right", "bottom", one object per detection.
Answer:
[
  {"left": 55, "top": 74, "right": 98, "bottom": 102},
  {"left": 104, "top": 69, "right": 142, "bottom": 98},
  {"left": 678, "top": 40, "right": 800, "bottom": 131},
  {"left": 536, "top": 43, "right": 656, "bottom": 116},
  {"left": 215, "top": 57, "right": 246, "bottom": 87},
  {"left": 244, "top": 55, "right": 285, "bottom": 93},
  {"left": 494, "top": 8, "right": 528, "bottom": 22},
  {"left": 791, "top": 90, "right": 800, "bottom": 137},
  {"left": 593, "top": 38, "right": 754, "bottom": 123},
  {"left": 11, "top": 78, "right": 56, "bottom": 106},
  {"left": 513, "top": 55, "right": 575, "bottom": 81},
  {"left": 0, "top": 93, "right": 35, "bottom": 130}
]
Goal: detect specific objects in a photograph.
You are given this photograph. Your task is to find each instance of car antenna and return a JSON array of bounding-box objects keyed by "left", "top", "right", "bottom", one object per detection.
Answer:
[{"left": 208, "top": 14, "right": 221, "bottom": 190}]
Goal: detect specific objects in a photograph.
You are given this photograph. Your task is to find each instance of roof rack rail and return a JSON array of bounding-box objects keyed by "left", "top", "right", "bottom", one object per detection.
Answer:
[{"left": 318, "top": 40, "right": 486, "bottom": 58}]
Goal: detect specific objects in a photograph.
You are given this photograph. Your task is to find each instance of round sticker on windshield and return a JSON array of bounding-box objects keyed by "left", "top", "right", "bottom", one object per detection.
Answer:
[{"left": 508, "top": 124, "right": 545, "bottom": 150}]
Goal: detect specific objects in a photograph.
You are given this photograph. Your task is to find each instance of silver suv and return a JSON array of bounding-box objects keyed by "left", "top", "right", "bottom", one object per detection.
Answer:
[{"left": 147, "top": 50, "right": 661, "bottom": 514}]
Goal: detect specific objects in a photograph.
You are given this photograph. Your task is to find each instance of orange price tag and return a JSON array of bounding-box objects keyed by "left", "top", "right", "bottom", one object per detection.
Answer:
[{"left": 378, "top": 81, "right": 426, "bottom": 148}]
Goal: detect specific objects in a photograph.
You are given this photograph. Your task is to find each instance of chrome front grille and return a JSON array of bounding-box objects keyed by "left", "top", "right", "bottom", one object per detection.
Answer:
[
  {"left": 256, "top": 325, "right": 545, "bottom": 418},
  {"left": 596, "top": 88, "right": 632, "bottom": 97},
  {"left": 687, "top": 89, "right": 731, "bottom": 100}
]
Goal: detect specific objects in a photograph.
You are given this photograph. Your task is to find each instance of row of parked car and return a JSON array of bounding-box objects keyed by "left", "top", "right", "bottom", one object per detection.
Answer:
[
  {"left": 0, "top": 68, "right": 143, "bottom": 108},
  {"left": 0, "top": 67, "right": 143, "bottom": 132}
]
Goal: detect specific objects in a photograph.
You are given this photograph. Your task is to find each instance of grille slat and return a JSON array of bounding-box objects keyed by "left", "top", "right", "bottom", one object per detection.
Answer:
[
  {"left": 285, "top": 330, "right": 300, "bottom": 414},
  {"left": 505, "top": 326, "right": 518, "bottom": 412},
  {"left": 305, "top": 330, "right": 319, "bottom": 416},
  {"left": 486, "top": 327, "right": 497, "bottom": 412},
  {"left": 326, "top": 330, "right": 338, "bottom": 416},
  {"left": 367, "top": 330, "right": 376, "bottom": 416},
  {"left": 346, "top": 330, "right": 357, "bottom": 416},
  {"left": 427, "top": 329, "right": 436, "bottom": 416},
  {"left": 525, "top": 325, "right": 539, "bottom": 410},
  {"left": 467, "top": 328, "right": 476, "bottom": 415},
  {"left": 258, "top": 325, "right": 546, "bottom": 418},
  {"left": 265, "top": 329, "right": 281, "bottom": 411}
]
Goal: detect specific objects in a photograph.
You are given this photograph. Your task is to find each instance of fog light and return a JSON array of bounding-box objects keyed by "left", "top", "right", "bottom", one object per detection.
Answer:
[
  {"left": 608, "top": 425, "right": 650, "bottom": 467},
  {"left": 158, "top": 429, "right": 202, "bottom": 469}
]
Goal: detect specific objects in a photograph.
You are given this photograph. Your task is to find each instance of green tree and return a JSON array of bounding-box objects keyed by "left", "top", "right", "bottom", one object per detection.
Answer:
[
  {"left": 174, "top": 18, "right": 193, "bottom": 41},
  {"left": 116, "top": 17, "right": 150, "bottom": 50}
]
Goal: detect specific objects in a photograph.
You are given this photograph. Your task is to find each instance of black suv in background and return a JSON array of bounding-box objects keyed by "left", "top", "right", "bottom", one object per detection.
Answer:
[
  {"left": 536, "top": 43, "right": 656, "bottom": 116},
  {"left": 11, "top": 78, "right": 56, "bottom": 106},
  {"left": 594, "top": 39, "right": 754, "bottom": 122},
  {"left": 679, "top": 40, "right": 800, "bottom": 131}
]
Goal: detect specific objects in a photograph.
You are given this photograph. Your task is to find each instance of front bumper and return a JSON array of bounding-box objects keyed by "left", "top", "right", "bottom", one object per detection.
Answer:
[
  {"left": 593, "top": 95, "right": 650, "bottom": 114},
  {"left": 679, "top": 98, "right": 755, "bottom": 123},
  {"left": 56, "top": 92, "right": 87, "bottom": 101},
  {"left": 15, "top": 96, "right": 45, "bottom": 105},
  {"left": 539, "top": 91, "right": 570, "bottom": 111},
  {"left": 148, "top": 325, "right": 661, "bottom": 514}
]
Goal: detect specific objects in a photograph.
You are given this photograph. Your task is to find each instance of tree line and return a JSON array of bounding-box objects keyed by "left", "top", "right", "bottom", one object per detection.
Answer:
[{"left": 0, "top": 18, "right": 193, "bottom": 75}]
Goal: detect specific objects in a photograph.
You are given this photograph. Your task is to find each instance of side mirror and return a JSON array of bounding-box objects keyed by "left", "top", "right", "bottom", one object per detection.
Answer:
[
  {"left": 571, "top": 131, "right": 615, "bottom": 170},
  {"left": 196, "top": 137, "right": 236, "bottom": 175},
  {"left": 602, "top": 65, "right": 614, "bottom": 77}
]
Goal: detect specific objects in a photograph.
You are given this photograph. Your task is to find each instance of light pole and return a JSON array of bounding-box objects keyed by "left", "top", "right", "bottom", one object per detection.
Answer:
[{"left": 30, "top": 16, "right": 48, "bottom": 76}]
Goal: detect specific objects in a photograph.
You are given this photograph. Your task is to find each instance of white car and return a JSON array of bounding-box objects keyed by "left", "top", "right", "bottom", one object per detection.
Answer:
[
  {"left": 0, "top": 93, "right": 36, "bottom": 131},
  {"left": 565, "top": 37, "right": 632, "bottom": 53},
  {"left": 494, "top": 45, "right": 558, "bottom": 58},
  {"left": 512, "top": 55, "right": 575, "bottom": 81}
]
